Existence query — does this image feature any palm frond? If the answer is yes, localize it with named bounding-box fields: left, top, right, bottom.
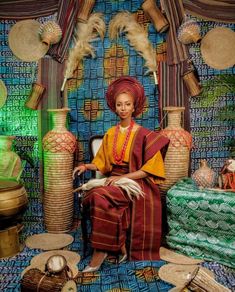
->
left=61, top=13, right=106, bottom=91
left=109, top=11, right=158, bottom=84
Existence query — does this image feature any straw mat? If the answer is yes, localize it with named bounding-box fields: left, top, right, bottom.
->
left=25, top=233, right=74, bottom=250
left=201, top=27, right=235, bottom=70
left=160, top=247, right=203, bottom=265
left=158, top=263, right=214, bottom=287
left=8, top=19, right=48, bottom=62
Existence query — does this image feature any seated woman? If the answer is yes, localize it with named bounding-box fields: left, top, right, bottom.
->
left=73, top=76, right=169, bottom=272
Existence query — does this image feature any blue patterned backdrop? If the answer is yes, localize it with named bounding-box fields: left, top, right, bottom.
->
left=188, top=20, right=235, bottom=173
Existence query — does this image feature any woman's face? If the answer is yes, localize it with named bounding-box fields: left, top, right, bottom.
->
left=115, top=92, right=135, bottom=120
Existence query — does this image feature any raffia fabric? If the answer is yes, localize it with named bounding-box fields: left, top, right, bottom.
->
left=166, top=178, right=235, bottom=269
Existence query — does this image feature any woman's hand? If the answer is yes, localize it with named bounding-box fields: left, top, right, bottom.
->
left=105, top=176, right=122, bottom=186
left=72, top=164, right=87, bottom=179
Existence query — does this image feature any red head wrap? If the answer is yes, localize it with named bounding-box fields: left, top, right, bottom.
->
left=105, top=76, right=146, bottom=117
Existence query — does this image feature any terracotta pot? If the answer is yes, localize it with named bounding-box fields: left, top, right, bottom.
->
left=159, top=107, right=192, bottom=193
left=192, top=160, right=216, bottom=188
left=42, top=108, right=76, bottom=233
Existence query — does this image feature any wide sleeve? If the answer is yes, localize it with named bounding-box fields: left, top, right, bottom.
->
left=141, top=151, right=165, bottom=183
left=92, top=133, right=112, bottom=174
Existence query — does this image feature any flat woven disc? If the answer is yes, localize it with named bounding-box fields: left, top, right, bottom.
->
left=8, top=19, right=49, bottom=62
left=201, top=27, right=235, bottom=70
left=25, top=233, right=74, bottom=250
left=160, top=247, right=203, bottom=265
left=158, top=263, right=214, bottom=287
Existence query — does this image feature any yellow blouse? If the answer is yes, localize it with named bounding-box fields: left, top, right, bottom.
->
left=92, top=126, right=165, bottom=183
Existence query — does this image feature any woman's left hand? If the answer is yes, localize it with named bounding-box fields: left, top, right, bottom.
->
left=105, top=176, right=122, bottom=186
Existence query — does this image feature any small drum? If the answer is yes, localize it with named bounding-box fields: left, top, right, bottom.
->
left=0, top=178, right=28, bottom=220
left=21, top=268, right=77, bottom=292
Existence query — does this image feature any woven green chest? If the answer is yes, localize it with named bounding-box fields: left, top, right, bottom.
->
left=166, top=178, right=235, bottom=268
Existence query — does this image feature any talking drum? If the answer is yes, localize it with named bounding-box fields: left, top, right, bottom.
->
left=21, top=266, right=77, bottom=292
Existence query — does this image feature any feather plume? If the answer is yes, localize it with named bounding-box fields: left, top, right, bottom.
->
left=61, top=13, right=106, bottom=91
left=74, top=177, right=144, bottom=201
left=109, top=11, right=158, bottom=84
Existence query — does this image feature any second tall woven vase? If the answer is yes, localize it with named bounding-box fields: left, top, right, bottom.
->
left=159, top=107, right=192, bottom=193
left=42, top=108, right=76, bottom=233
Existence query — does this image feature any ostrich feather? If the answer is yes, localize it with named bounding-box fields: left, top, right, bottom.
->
left=74, top=177, right=144, bottom=201
left=61, top=13, right=106, bottom=91
left=109, top=11, right=158, bottom=84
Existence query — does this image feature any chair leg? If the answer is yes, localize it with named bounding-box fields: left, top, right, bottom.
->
left=81, top=209, right=89, bottom=258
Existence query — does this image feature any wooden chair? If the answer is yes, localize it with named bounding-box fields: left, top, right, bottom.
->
left=88, top=134, right=104, bottom=178
left=80, top=134, right=104, bottom=257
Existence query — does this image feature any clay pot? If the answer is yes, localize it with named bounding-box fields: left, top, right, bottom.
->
left=192, top=160, right=216, bottom=188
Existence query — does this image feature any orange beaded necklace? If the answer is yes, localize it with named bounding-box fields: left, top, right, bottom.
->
left=112, top=120, right=135, bottom=165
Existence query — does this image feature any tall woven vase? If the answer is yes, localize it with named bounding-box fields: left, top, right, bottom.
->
left=159, top=107, right=192, bottom=193
left=42, top=108, right=76, bottom=233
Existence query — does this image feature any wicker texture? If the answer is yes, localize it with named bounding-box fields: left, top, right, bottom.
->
left=177, top=18, right=201, bottom=44
left=77, top=0, right=95, bottom=23
left=142, top=0, right=169, bottom=33
left=42, top=108, right=76, bottom=233
left=25, top=82, right=45, bottom=110
left=39, top=21, right=62, bottom=46
left=159, top=107, right=192, bottom=193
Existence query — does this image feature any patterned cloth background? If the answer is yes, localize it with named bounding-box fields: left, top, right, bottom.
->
left=0, top=1, right=235, bottom=290
left=188, top=20, right=235, bottom=175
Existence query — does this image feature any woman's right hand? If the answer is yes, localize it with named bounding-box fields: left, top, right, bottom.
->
left=72, top=165, right=87, bottom=179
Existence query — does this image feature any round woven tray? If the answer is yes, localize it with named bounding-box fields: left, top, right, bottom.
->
left=160, top=247, right=203, bottom=265
left=158, top=263, right=214, bottom=287
left=201, top=27, right=235, bottom=70
left=25, top=233, right=74, bottom=250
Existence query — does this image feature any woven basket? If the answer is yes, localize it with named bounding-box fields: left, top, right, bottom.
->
left=142, top=0, right=169, bottom=33
left=159, top=107, right=192, bottom=194
left=77, top=0, right=95, bottom=23
left=42, top=108, right=76, bottom=233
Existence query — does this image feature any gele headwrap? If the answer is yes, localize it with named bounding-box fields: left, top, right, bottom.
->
left=106, top=76, right=146, bottom=117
